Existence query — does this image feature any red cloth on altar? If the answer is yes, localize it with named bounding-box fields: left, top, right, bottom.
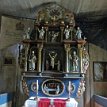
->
left=54, top=99, right=66, bottom=107
left=38, top=98, right=66, bottom=107
left=38, top=98, right=50, bottom=107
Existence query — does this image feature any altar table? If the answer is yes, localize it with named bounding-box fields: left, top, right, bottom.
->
left=24, top=97, right=78, bottom=107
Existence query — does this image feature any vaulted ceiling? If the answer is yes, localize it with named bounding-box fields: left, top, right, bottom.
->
left=0, top=0, right=107, bottom=17
left=0, top=0, right=107, bottom=49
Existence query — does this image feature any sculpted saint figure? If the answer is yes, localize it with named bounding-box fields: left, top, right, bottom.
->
left=76, top=27, right=82, bottom=39
left=29, top=51, right=37, bottom=70
left=69, top=51, right=79, bottom=72
left=38, top=27, right=45, bottom=39
left=64, top=25, right=71, bottom=39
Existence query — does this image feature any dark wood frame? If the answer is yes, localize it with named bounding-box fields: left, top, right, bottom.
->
left=93, top=62, right=107, bottom=81
left=3, top=57, right=15, bottom=65
left=42, top=46, right=65, bottom=72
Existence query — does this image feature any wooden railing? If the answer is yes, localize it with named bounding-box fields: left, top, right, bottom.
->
left=94, top=95, right=107, bottom=107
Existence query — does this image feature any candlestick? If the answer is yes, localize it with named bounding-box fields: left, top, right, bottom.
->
left=36, top=80, right=38, bottom=96
left=68, top=81, right=71, bottom=99
left=69, top=81, right=71, bottom=91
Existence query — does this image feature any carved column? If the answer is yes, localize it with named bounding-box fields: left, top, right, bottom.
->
left=44, top=23, right=48, bottom=42
left=78, top=44, right=82, bottom=73
left=60, top=21, right=65, bottom=42
left=64, top=44, right=71, bottom=73
left=35, top=22, right=39, bottom=40
left=37, top=44, right=43, bottom=72
left=24, top=44, right=30, bottom=72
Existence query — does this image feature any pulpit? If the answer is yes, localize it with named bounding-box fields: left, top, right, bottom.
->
left=19, top=3, right=89, bottom=107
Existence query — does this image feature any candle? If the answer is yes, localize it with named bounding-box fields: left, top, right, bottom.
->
left=68, top=81, right=71, bottom=98
left=69, top=81, right=71, bottom=92
left=36, top=80, right=38, bottom=95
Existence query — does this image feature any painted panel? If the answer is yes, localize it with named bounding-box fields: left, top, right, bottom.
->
left=24, top=77, right=80, bottom=98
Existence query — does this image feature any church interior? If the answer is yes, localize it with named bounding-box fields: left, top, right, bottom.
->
left=0, top=0, right=107, bottom=107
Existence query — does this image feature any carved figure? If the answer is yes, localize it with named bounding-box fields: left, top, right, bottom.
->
left=82, top=47, right=89, bottom=73
left=77, top=80, right=85, bottom=97
left=56, top=85, right=60, bottom=94
left=76, top=27, right=82, bottom=39
left=44, top=84, right=48, bottom=93
left=69, top=51, right=79, bottom=72
left=46, top=60, right=49, bottom=70
left=38, top=27, right=45, bottom=39
left=49, top=51, right=57, bottom=69
left=51, top=31, right=59, bottom=42
left=23, top=27, right=31, bottom=39
left=29, top=51, right=37, bottom=70
left=64, top=25, right=71, bottom=39
left=57, top=60, right=60, bottom=71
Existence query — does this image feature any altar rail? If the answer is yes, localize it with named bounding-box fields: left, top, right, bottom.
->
left=0, top=93, right=13, bottom=107
left=94, top=95, right=107, bottom=107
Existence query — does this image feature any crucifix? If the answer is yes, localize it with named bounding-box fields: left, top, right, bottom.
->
left=49, top=51, right=57, bottom=69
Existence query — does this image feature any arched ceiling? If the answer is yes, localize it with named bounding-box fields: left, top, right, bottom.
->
left=0, top=0, right=107, bottom=18
left=0, top=0, right=107, bottom=50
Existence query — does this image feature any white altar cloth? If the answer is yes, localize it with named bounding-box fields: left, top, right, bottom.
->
left=24, top=97, right=78, bottom=107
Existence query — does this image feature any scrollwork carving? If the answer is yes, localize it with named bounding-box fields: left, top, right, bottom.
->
left=77, top=80, right=85, bottom=97
left=22, top=79, right=29, bottom=96
left=82, top=47, right=89, bottom=73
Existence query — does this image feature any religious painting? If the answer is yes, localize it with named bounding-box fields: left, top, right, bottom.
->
left=42, top=79, right=65, bottom=96
left=93, top=62, right=107, bottom=81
